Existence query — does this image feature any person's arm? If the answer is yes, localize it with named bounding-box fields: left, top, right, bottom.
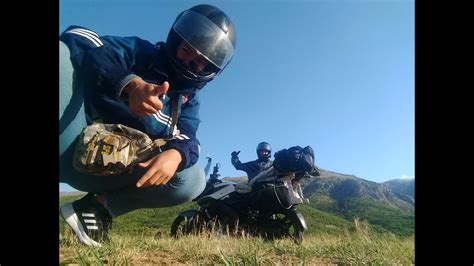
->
left=60, top=26, right=182, bottom=187
left=234, top=159, right=252, bottom=174
left=60, top=26, right=165, bottom=117
left=81, top=40, right=169, bottom=118
left=135, top=94, right=201, bottom=187
left=232, top=158, right=244, bottom=170
left=231, top=151, right=244, bottom=170
left=61, top=26, right=149, bottom=96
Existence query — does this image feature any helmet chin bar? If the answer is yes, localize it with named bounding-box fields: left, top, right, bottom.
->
left=165, top=43, right=218, bottom=92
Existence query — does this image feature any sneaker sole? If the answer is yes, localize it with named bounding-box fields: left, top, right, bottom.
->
left=60, top=202, right=102, bottom=247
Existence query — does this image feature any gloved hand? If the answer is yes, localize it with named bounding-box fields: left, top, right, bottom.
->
left=231, top=151, right=240, bottom=164
left=231, top=151, right=240, bottom=158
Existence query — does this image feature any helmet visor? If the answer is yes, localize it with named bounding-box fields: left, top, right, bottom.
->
left=173, top=10, right=235, bottom=70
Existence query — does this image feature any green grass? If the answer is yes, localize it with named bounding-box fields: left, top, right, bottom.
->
left=309, top=195, right=415, bottom=236
left=60, top=195, right=414, bottom=264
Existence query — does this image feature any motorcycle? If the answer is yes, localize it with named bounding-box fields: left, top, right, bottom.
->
left=170, top=146, right=317, bottom=244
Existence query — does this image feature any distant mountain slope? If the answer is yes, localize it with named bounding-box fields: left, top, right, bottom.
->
left=59, top=191, right=86, bottom=197
left=222, top=175, right=248, bottom=183
left=382, top=178, right=414, bottom=199
left=302, top=168, right=414, bottom=211
left=300, top=168, right=414, bottom=235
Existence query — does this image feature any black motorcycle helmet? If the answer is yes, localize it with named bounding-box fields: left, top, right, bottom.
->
left=165, top=4, right=236, bottom=90
left=256, top=142, right=271, bottom=160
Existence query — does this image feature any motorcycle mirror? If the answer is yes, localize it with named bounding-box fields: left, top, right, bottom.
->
left=204, top=155, right=212, bottom=177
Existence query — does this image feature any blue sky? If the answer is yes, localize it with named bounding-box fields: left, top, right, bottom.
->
left=60, top=0, right=414, bottom=192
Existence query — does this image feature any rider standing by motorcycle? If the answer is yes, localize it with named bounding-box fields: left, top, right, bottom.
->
left=231, top=142, right=273, bottom=182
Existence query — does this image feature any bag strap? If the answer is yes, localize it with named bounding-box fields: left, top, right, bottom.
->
left=139, top=93, right=180, bottom=156
left=168, top=94, right=179, bottom=138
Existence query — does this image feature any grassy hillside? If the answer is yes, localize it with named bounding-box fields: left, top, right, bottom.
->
left=59, top=195, right=414, bottom=264
left=309, top=195, right=414, bottom=236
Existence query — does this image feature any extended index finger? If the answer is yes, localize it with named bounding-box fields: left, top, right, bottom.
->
left=136, top=163, right=158, bottom=187
left=136, top=173, right=153, bottom=187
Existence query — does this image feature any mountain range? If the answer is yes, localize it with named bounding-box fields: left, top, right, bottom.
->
left=382, top=177, right=414, bottom=199
left=223, top=167, right=414, bottom=235
left=302, top=168, right=414, bottom=211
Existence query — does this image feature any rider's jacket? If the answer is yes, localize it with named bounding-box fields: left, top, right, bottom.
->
left=232, top=158, right=273, bottom=181
left=60, top=25, right=202, bottom=170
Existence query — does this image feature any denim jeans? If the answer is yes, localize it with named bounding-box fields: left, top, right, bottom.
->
left=59, top=41, right=206, bottom=217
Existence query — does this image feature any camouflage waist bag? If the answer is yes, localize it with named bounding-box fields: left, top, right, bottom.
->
left=73, top=123, right=166, bottom=176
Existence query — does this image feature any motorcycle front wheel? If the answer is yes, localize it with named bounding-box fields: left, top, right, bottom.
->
left=265, top=211, right=304, bottom=244
left=170, top=212, right=206, bottom=238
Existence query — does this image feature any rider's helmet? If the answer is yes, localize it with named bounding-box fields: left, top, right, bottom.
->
left=256, top=142, right=271, bottom=160
left=166, top=4, right=237, bottom=90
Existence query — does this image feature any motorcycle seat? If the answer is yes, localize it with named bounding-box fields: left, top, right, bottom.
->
left=236, top=167, right=278, bottom=194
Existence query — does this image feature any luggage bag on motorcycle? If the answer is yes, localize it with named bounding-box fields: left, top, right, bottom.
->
left=252, top=146, right=315, bottom=210
left=252, top=179, right=302, bottom=210
left=272, top=146, right=315, bottom=174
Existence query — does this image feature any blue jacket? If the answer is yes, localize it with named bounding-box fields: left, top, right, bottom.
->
left=60, top=25, right=202, bottom=170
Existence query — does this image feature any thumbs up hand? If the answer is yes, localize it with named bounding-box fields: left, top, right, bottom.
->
left=123, top=78, right=170, bottom=118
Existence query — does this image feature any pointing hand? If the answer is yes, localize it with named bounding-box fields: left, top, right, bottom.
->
left=124, top=78, right=170, bottom=118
